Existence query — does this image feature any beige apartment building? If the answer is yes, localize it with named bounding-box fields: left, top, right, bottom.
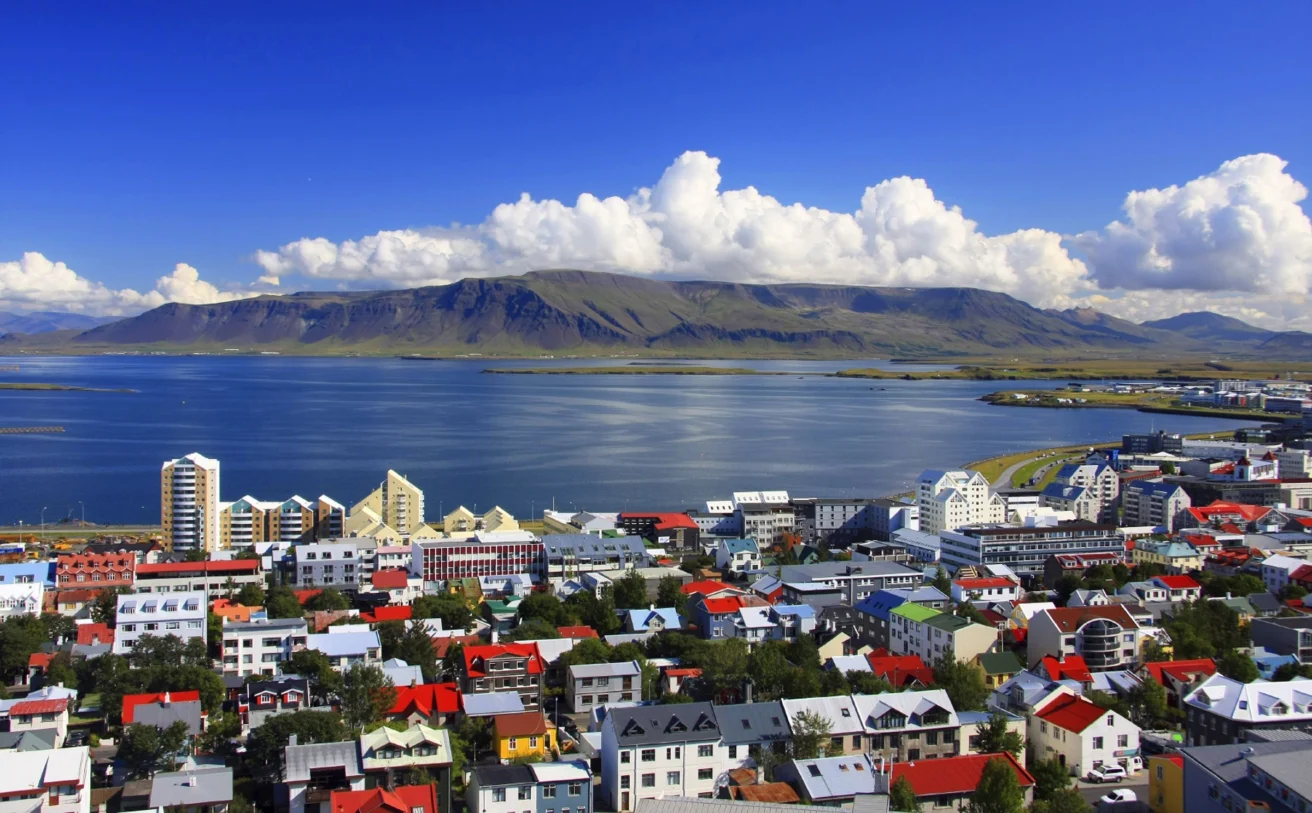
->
left=220, top=495, right=346, bottom=548
left=352, top=470, right=425, bottom=536
left=161, top=453, right=221, bottom=552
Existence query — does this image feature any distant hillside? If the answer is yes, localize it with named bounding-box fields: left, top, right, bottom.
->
left=0, top=311, right=118, bottom=334
left=1142, top=311, right=1276, bottom=343
left=53, top=270, right=1312, bottom=360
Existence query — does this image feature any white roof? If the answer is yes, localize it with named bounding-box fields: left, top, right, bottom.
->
left=0, top=746, right=88, bottom=794
left=529, top=760, right=591, bottom=783
left=523, top=638, right=577, bottom=664
left=473, top=530, right=539, bottom=544
left=1015, top=602, right=1057, bottom=620
left=571, top=660, right=642, bottom=679
left=1262, top=554, right=1308, bottom=573
left=306, top=630, right=380, bottom=657
left=737, top=607, right=774, bottom=629
left=781, top=695, right=863, bottom=735
left=705, top=501, right=735, bottom=515
left=828, top=655, right=872, bottom=673
left=851, top=689, right=958, bottom=733
left=1184, top=674, right=1312, bottom=723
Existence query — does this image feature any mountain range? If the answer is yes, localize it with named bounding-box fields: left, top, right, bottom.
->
left=0, top=311, right=118, bottom=335
left=4, top=270, right=1310, bottom=359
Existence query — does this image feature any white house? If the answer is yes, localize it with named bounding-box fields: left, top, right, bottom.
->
left=113, top=591, right=206, bottom=655
left=950, top=576, right=1021, bottom=604
left=305, top=630, right=382, bottom=672
left=714, top=539, right=762, bottom=576
left=917, top=470, right=1006, bottom=535
left=8, top=697, right=71, bottom=747
left=1261, top=554, right=1309, bottom=594
left=1, top=746, right=91, bottom=813
left=0, top=583, right=44, bottom=619
left=220, top=618, right=309, bottom=677
left=1029, top=691, right=1141, bottom=778
left=600, top=703, right=730, bottom=812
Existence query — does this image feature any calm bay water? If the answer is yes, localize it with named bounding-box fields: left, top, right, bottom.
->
left=0, top=355, right=1252, bottom=526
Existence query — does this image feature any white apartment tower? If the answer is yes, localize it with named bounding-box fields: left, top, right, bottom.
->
left=917, top=469, right=1006, bottom=535
left=352, top=470, right=425, bottom=536
left=161, top=453, right=221, bottom=552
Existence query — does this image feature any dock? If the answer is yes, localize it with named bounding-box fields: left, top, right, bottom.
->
left=0, top=426, right=65, bottom=434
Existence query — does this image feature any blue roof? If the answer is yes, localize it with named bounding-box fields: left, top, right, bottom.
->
left=854, top=586, right=948, bottom=621
left=722, top=538, right=759, bottom=554
left=771, top=604, right=815, bottom=619
left=626, top=607, right=683, bottom=631
left=0, top=562, right=55, bottom=587
left=1041, top=482, right=1087, bottom=500
left=461, top=692, right=526, bottom=716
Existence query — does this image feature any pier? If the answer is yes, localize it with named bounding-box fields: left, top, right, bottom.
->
left=0, top=426, right=65, bottom=434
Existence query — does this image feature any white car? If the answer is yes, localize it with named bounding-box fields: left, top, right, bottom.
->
left=1099, top=789, right=1138, bottom=805
left=1088, top=763, right=1127, bottom=783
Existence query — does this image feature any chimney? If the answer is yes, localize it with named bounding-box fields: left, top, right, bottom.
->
left=649, top=603, right=656, bottom=612
left=288, top=734, right=298, bottom=747
left=491, top=629, right=499, bottom=644
left=184, top=775, right=197, bottom=788
left=163, top=691, right=171, bottom=705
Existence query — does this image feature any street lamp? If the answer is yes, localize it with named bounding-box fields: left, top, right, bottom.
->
left=78, top=500, right=85, bottom=527
left=40, top=507, right=48, bottom=541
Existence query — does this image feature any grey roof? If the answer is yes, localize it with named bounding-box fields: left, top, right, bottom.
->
left=1249, top=593, right=1284, bottom=612
left=1245, top=729, right=1312, bottom=743
left=283, top=741, right=363, bottom=782
left=570, top=660, right=642, bottom=679
left=607, top=703, right=720, bottom=746
left=783, top=753, right=886, bottom=800
left=0, top=729, right=55, bottom=751
left=222, top=618, right=308, bottom=633
left=1184, top=740, right=1312, bottom=811
left=148, top=767, right=233, bottom=807
left=776, top=561, right=920, bottom=583
left=713, top=701, right=791, bottom=746
left=542, top=535, right=648, bottom=557
left=470, top=763, right=535, bottom=787
left=133, top=700, right=204, bottom=736
left=462, top=692, right=525, bottom=717
left=1247, top=750, right=1312, bottom=800
left=850, top=795, right=891, bottom=813
left=636, top=799, right=816, bottom=813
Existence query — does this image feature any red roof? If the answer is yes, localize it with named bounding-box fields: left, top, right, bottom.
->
left=978, top=609, right=1007, bottom=626
left=76, top=623, right=115, bottom=646
left=463, top=643, right=543, bottom=677
left=137, top=559, right=259, bottom=576
left=494, top=711, right=554, bottom=738
left=1040, top=655, right=1093, bottom=684
left=371, top=569, right=409, bottom=590
left=432, top=634, right=482, bottom=658
left=1188, top=500, right=1271, bottom=522
left=1290, top=564, right=1312, bottom=583
left=891, top=753, right=1034, bottom=797
left=362, top=605, right=412, bottom=623
left=1153, top=575, right=1200, bottom=590
left=665, top=667, right=702, bottom=678
left=1034, top=693, right=1106, bottom=733
left=1039, top=605, right=1137, bottom=633
left=953, top=577, right=1016, bottom=590
left=27, top=652, right=53, bottom=669
left=122, top=691, right=201, bottom=724
left=332, top=785, right=438, bottom=813
left=867, top=652, right=934, bottom=688
left=1143, top=659, right=1217, bottom=686
left=389, top=683, right=461, bottom=716
left=294, top=589, right=322, bottom=604
left=701, top=596, right=745, bottom=614
left=1296, top=518, right=1312, bottom=529
left=556, top=626, right=599, bottom=639
left=10, top=698, right=68, bottom=716
left=682, top=580, right=738, bottom=596
left=622, top=512, right=698, bottom=530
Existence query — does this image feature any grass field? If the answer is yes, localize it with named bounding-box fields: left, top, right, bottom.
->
left=836, top=358, right=1312, bottom=381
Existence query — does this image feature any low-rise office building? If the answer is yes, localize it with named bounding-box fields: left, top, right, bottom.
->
left=941, top=522, right=1126, bottom=582
left=113, top=591, right=206, bottom=654
left=133, top=559, right=262, bottom=595
left=220, top=618, right=309, bottom=677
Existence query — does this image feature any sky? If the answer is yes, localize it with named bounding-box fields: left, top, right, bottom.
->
left=2, top=3, right=1311, bottom=327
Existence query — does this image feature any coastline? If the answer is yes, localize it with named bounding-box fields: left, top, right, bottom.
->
left=0, top=383, right=136, bottom=393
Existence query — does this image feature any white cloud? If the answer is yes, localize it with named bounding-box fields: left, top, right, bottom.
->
left=1075, top=153, right=1312, bottom=295
left=0, top=253, right=260, bottom=316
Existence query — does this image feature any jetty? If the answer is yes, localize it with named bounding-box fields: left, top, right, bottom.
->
left=0, top=426, right=65, bottom=434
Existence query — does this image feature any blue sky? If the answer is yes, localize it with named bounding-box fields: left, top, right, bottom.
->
left=2, top=3, right=1310, bottom=325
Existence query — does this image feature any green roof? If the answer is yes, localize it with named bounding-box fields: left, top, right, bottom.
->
left=890, top=603, right=942, bottom=623
left=976, top=651, right=1024, bottom=675
left=924, top=613, right=972, bottom=632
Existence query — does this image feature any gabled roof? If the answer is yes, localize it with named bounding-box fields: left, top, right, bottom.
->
left=462, top=643, right=543, bottom=677
left=370, top=570, right=409, bottom=590
left=1034, top=693, right=1107, bottom=733
left=866, top=651, right=934, bottom=688
left=715, top=701, right=791, bottom=746
left=891, top=753, right=1034, bottom=797
left=122, top=691, right=200, bottom=724
left=361, top=605, right=412, bottom=623
left=1036, top=605, right=1138, bottom=633
left=608, top=703, right=720, bottom=745
left=388, top=683, right=461, bottom=717
left=331, top=784, right=438, bottom=813
left=9, top=698, right=68, bottom=716
left=1142, top=659, right=1217, bottom=686
left=682, top=580, right=739, bottom=596
left=571, top=660, right=642, bottom=679
left=625, top=607, right=683, bottom=631
left=1152, top=575, right=1201, bottom=590
left=976, top=651, right=1024, bottom=676
left=782, top=696, right=863, bottom=735
left=284, top=741, right=364, bottom=782
left=557, top=625, right=599, bottom=639
left=1184, top=674, right=1312, bottom=723
left=851, top=689, right=957, bottom=733
left=494, top=711, right=554, bottom=739
left=786, top=753, right=883, bottom=799
left=1039, top=655, right=1093, bottom=684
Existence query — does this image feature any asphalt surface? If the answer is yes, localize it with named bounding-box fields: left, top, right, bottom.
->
left=1075, top=776, right=1150, bottom=805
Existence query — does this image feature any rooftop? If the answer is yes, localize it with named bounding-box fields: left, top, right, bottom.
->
left=891, top=752, right=1034, bottom=797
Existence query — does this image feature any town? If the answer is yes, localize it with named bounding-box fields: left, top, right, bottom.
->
left=3, top=433, right=1312, bottom=813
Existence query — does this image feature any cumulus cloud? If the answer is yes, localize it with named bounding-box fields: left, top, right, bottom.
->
left=0, top=253, right=261, bottom=316
left=255, top=150, right=1091, bottom=306
left=1075, top=153, right=1312, bottom=295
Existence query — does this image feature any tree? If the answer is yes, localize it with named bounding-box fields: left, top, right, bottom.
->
left=1217, top=650, right=1260, bottom=683
left=413, top=594, right=475, bottom=631
left=184, top=549, right=207, bottom=562
left=118, top=721, right=191, bottom=779
left=197, top=709, right=242, bottom=757
left=377, top=620, right=408, bottom=660
left=889, top=775, right=921, bottom=813
left=89, top=586, right=130, bottom=626
left=967, top=757, right=1025, bottom=813
left=264, top=586, right=305, bottom=619
left=1281, top=583, right=1309, bottom=601
left=41, top=613, right=77, bottom=644
left=790, top=709, right=832, bottom=759
left=1029, top=789, right=1092, bottom=813
left=847, top=671, right=892, bottom=695
left=304, top=589, right=350, bottom=612
left=656, top=576, right=685, bottom=610
left=1028, top=757, right=1072, bottom=802
left=564, top=589, right=620, bottom=635
left=440, top=642, right=466, bottom=682
left=956, top=601, right=991, bottom=625
left=235, top=582, right=266, bottom=606
left=0, top=615, right=51, bottom=682
left=503, top=618, right=561, bottom=642
left=932, top=655, right=989, bottom=711
left=613, top=571, right=650, bottom=610
left=699, top=638, right=749, bottom=698
left=1159, top=462, right=1177, bottom=475
left=284, top=648, right=344, bottom=699
left=392, top=622, right=440, bottom=682
left=340, top=664, right=397, bottom=731
left=518, top=593, right=571, bottom=627
left=931, top=565, right=951, bottom=595
left=1273, top=662, right=1312, bottom=681
left=1120, top=677, right=1169, bottom=727
left=747, top=642, right=792, bottom=701
left=1055, top=573, right=1085, bottom=605
left=247, top=710, right=348, bottom=780
left=45, top=651, right=78, bottom=689
left=557, top=638, right=612, bottom=669
left=819, top=668, right=849, bottom=696
left=974, top=711, right=1024, bottom=757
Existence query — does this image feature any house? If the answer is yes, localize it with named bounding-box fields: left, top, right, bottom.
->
left=768, top=605, right=817, bottom=640
left=1250, top=616, right=1312, bottom=661
left=468, top=762, right=591, bottom=813
left=284, top=741, right=365, bottom=813
left=461, top=643, right=544, bottom=711
left=1067, top=589, right=1110, bottom=607
left=1151, top=575, right=1203, bottom=602
left=356, top=726, right=452, bottom=810
left=367, top=569, right=421, bottom=605
left=713, top=701, right=792, bottom=761
left=113, top=591, right=206, bottom=654
left=950, top=577, right=1020, bottom=605
left=715, top=539, right=762, bottom=577
left=1036, top=654, right=1094, bottom=687
left=122, top=690, right=200, bottom=725
left=1119, top=580, right=1169, bottom=604
left=1147, top=754, right=1184, bottom=813
left=1182, top=674, right=1312, bottom=746
left=220, top=618, right=309, bottom=677
left=599, top=703, right=725, bottom=811
left=542, top=536, right=650, bottom=579
left=74, top=622, right=114, bottom=647
left=1140, top=659, right=1217, bottom=709
left=975, top=651, right=1024, bottom=689
left=1026, top=605, right=1145, bottom=671
left=149, top=767, right=233, bottom=813
left=866, top=650, right=935, bottom=689
left=1260, top=554, right=1310, bottom=594
left=1030, top=691, right=1142, bottom=777
left=305, top=630, right=382, bottom=672
left=887, top=604, right=998, bottom=665
left=567, top=661, right=642, bottom=713
left=1181, top=737, right=1312, bottom=813
left=241, top=676, right=310, bottom=730
left=780, top=696, right=864, bottom=756
left=623, top=608, right=683, bottom=635
left=1132, top=540, right=1203, bottom=574
left=852, top=587, right=950, bottom=650
left=852, top=689, right=960, bottom=763
left=8, top=699, right=70, bottom=747
left=773, top=753, right=886, bottom=805
left=495, top=712, right=558, bottom=761
left=386, top=683, right=462, bottom=728
left=1043, top=551, right=1125, bottom=588
left=529, top=761, right=593, bottom=813
left=0, top=745, right=90, bottom=813
left=890, top=753, right=1035, bottom=812
left=331, top=785, right=439, bottom=813
left=0, top=583, right=44, bottom=619
left=130, top=693, right=203, bottom=737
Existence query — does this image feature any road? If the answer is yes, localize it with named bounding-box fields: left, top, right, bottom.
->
left=1076, top=777, right=1149, bottom=806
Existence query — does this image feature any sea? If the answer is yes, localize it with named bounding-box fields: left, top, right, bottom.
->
left=0, top=355, right=1255, bottom=526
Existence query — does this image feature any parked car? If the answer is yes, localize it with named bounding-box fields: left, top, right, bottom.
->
left=1099, top=789, right=1137, bottom=805
left=65, top=730, right=89, bottom=747
left=1088, top=764, right=1127, bottom=783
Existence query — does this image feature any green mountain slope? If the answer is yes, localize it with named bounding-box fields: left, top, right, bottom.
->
left=1142, top=311, right=1276, bottom=343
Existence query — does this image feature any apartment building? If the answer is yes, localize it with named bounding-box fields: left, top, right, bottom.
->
left=461, top=643, right=544, bottom=711
left=293, top=541, right=368, bottom=591
left=55, top=553, right=134, bottom=591
left=940, top=522, right=1126, bottom=582
left=1039, top=484, right=1100, bottom=523
left=0, top=583, right=44, bottom=619
left=600, top=703, right=726, bottom=811
left=161, top=452, right=221, bottom=552
left=351, top=470, right=426, bottom=536
left=852, top=689, right=960, bottom=763
left=618, top=513, right=701, bottom=550
left=1030, top=692, right=1142, bottom=777
left=1121, top=481, right=1193, bottom=531
left=412, top=537, right=543, bottom=584
left=541, top=535, right=650, bottom=579
left=1250, top=616, right=1312, bottom=661
left=305, top=630, right=382, bottom=672
left=888, top=604, right=999, bottom=664
left=133, top=559, right=262, bottom=594
left=1183, top=674, right=1312, bottom=746
left=113, top=591, right=206, bottom=654
left=567, top=661, right=643, bottom=713
left=1181, top=738, right=1312, bottom=813
left=917, top=470, right=1006, bottom=535
left=221, top=495, right=346, bottom=547
left=220, top=618, right=309, bottom=677
left=775, top=562, right=923, bottom=606
left=781, top=696, right=865, bottom=755
left=1026, top=605, right=1145, bottom=672
left=0, top=747, right=90, bottom=813
left=1051, top=462, right=1120, bottom=523
left=852, top=587, right=951, bottom=650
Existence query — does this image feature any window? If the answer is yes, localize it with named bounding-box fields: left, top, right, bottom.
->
left=543, top=786, right=556, bottom=799
left=831, top=737, right=843, bottom=750
left=493, top=790, right=506, bottom=803
left=852, top=735, right=862, bottom=748
left=667, top=772, right=680, bottom=786
left=568, top=783, right=581, bottom=796
left=728, top=745, right=737, bottom=759
left=1117, top=735, right=1129, bottom=748
left=641, top=749, right=655, bottom=762
left=621, top=751, right=631, bottom=764
left=1093, top=737, right=1104, bottom=750
left=698, top=745, right=713, bottom=757
left=620, top=777, right=630, bottom=790
left=518, top=787, right=531, bottom=801
left=1106, top=715, right=1114, bottom=726
left=641, top=774, right=655, bottom=788
left=508, top=737, right=518, bottom=750
left=529, top=736, right=539, bottom=749
left=908, top=748, right=921, bottom=760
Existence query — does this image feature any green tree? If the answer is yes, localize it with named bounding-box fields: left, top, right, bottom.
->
left=1273, top=662, right=1312, bottom=680
left=931, top=565, right=951, bottom=595
left=264, top=586, right=304, bottom=619
left=1030, top=789, right=1092, bottom=813
left=974, top=711, right=1024, bottom=756
left=1028, top=757, right=1072, bottom=802
left=847, top=671, right=892, bottom=695
left=377, top=620, right=408, bottom=660
left=197, top=709, right=242, bottom=757
left=304, top=589, right=350, bottom=612
left=413, top=594, right=475, bottom=631
left=440, top=642, right=466, bottom=682
left=89, top=586, right=130, bottom=626
left=41, top=613, right=77, bottom=644
left=656, top=576, right=685, bottom=610
left=392, top=622, right=440, bottom=682
left=790, top=709, right=832, bottom=759
left=889, top=775, right=921, bottom=813
left=785, top=633, right=821, bottom=671
left=235, top=582, right=266, bottom=606
left=503, top=618, right=561, bottom=642
left=746, top=642, right=792, bottom=701
left=1120, top=677, right=1169, bottom=727
left=518, top=593, right=570, bottom=627
left=340, top=664, right=397, bottom=731
left=699, top=638, right=749, bottom=698
left=184, top=549, right=207, bottom=562
left=956, top=601, right=992, bottom=625
left=1217, top=650, right=1260, bottom=683
left=967, top=757, right=1025, bottom=813
left=45, top=651, right=78, bottom=689
left=819, top=668, right=850, bottom=696
left=932, top=655, right=989, bottom=711
left=558, top=637, right=612, bottom=669
left=613, top=571, right=650, bottom=610
left=564, top=589, right=620, bottom=635
left=247, top=710, right=348, bottom=781
left=1055, top=573, right=1085, bottom=605
left=1281, top=583, right=1309, bottom=601
left=284, top=648, right=344, bottom=699
left=118, top=721, right=191, bottom=779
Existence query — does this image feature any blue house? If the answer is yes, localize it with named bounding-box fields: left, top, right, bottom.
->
left=623, top=607, right=683, bottom=634
left=768, top=604, right=816, bottom=639
left=853, top=586, right=950, bottom=649
left=0, top=562, right=55, bottom=588
left=530, top=761, right=592, bottom=813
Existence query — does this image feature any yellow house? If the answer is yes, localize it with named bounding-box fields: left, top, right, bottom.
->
left=1131, top=541, right=1202, bottom=574
left=1148, top=754, right=1184, bottom=813
left=975, top=651, right=1023, bottom=689
left=495, top=712, right=557, bottom=760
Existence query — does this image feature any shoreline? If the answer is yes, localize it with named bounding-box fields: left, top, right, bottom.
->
left=0, top=383, right=136, bottom=393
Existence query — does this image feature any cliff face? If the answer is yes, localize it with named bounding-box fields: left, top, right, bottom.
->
left=66, top=270, right=1307, bottom=357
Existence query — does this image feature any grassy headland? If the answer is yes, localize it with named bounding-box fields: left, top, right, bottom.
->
left=0, top=382, right=135, bottom=393
left=980, top=389, right=1275, bottom=421
left=836, top=358, right=1312, bottom=381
